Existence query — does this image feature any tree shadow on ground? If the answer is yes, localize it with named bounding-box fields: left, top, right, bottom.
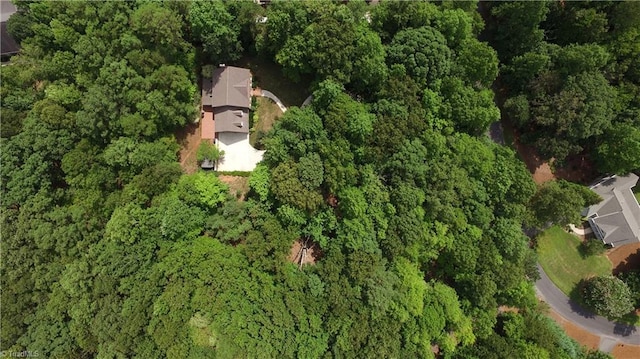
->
left=568, top=280, right=596, bottom=319
left=577, top=238, right=607, bottom=259
left=613, top=321, right=638, bottom=337
left=554, top=153, right=598, bottom=185
left=175, top=122, right=199, bottom=147
left=613, top=248, right=640, bottom=275
left=571, top=279, right=640, bottom=328
left=233, top=55, right=311, bottom=108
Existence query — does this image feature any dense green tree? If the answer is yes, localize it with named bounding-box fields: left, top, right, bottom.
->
left=607, top=2, right=640, bottom=82
left=454, top=38, right=499, bottom=88
left=254, top=0, right=313, bottom=56
left=174, top=172, right=229, bottom=212
left=493, top=1, right=639, bottom=174
left=553, top=44, right=610, bottom=78
left=503, top=95, right=531, bottom=128
left=618, top=268, right=640, bottom=308
left=0, top=62, right=41, bottom=137
left=529, top=180, right=601, bottom=228
left=500, top=50, right=552, bottom=94
left=270, top=160, right=323, bottom=213
left=529, top=72, right=618, bottom=160
left=543, top=2, right=609, bottom=46
left=224, top=0, right=264, bottom=53
left=387, top=26, right=452, bottom=89
left=269, top=2, right=386, bottom=93
left=490, top=1, right=550, bottom=62
left=248, top=163, right=270, bottom=203
left=370, top=1, right=438, bottom=42
left=440, top=77, right=500, bottom=135
left=262, top=105, right=331, bottom=190
left=454, top=310, right=604, bottom=359
left=188, top=0, right=242, bottom=63
left=121, top=162, right=183, bottom=206
left=130, top=2, right=188, bottom=59
left=433, top=8, right=474, bottom=50
left=594, top=123, right=640, bottom=174
left=206, top=200, right=253, bottom=244
left=583, top=276, right=635, bottom=319
left=312, top=80, right=375, bottom=152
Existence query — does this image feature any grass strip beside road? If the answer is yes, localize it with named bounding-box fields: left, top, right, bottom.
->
left=537, top=226, right=612, bottom=299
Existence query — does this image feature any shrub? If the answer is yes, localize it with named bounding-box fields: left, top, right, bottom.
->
left=617, top=269, right=640, bottom=307
left=197, top=141, right=224, bottom=163
left=580, top=239, right=606, bottom=257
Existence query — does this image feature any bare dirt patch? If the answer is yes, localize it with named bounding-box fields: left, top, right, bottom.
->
left=498, top=306, right=520, bottom=314
left=608, top=243, right=640, bottom=275
left=547, top=309, right=600, bottom=350
left=509, top=129, right=555, bottom=185
left=554, top=154, right=597, bottom=185
left=176, top=121, right=201, bottom=174
left=218, top=175, right=249, bottom=200
left=289, top=239, right=321, bottom=268
left=505, top=123, right=597, bottom=185
left=611, top=343, right=640, bottom=359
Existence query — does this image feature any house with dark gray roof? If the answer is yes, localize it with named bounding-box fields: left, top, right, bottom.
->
left=201, top=66, right=264, bottom=171
left=585, top=173, right=640, bottom=247
left=202, top=66, right=251, bottom=136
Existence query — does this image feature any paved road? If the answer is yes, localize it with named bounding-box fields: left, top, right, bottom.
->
left=486, top=120, right=505, bottom=145
left=477, top=21, right=640, bottom=346
left=535, top=264, right=640, bottom=345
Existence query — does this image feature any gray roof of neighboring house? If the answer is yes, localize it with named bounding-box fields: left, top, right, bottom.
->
left=203, top=66, right=251, bottom=109
left=213, top=106, right=249, bottom=133
left=1, top=1, right=17, bottom=22
left=586, top=173, right=640, bottom=247
left=1, top=22, right=19, bottom=55
left=1, top=1, right=19, bottom=56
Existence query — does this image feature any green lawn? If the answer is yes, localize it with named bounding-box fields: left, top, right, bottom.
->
left=250, top=97, right=282, bottom=147
left=537, top=226, right=612, bottom=298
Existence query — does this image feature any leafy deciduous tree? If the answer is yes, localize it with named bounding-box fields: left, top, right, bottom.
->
left=583, top=276, right=635, bottom=319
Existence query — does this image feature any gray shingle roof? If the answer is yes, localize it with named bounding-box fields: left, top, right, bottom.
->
left=205, top=66, right=251, bottom=109
left=213, top=106, right=249, bottom=133
left=0, top=22, right=19, bottom=56
left=587, top=173, right=640, bottom=247
left=201, top=66, right=252, bottom=134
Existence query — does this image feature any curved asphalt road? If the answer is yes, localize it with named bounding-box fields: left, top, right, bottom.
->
left=535, top=264, right=640, bottom=345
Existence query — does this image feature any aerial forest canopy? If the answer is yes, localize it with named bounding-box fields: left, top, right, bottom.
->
left=0, top=1, right=628, bottom=358
left=492, top=1, right=640, bottom=173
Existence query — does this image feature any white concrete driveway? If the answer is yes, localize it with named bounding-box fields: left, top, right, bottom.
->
left=216, top=132, right=264, bottom=171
